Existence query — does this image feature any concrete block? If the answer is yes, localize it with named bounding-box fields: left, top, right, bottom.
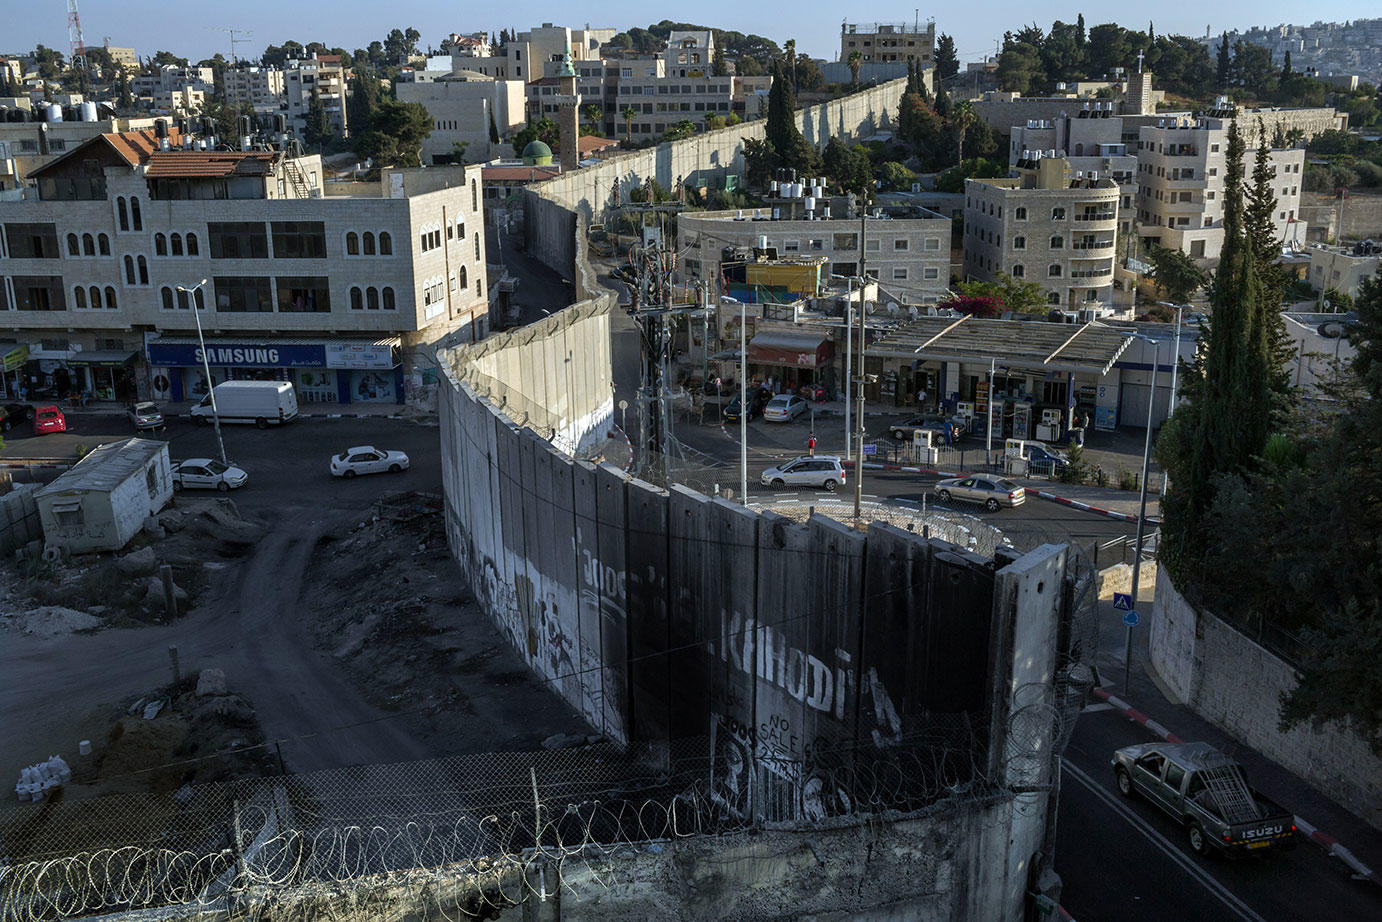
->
left=196, top=668, right=227, bottom=696
left=117, top=546, right=159, bottom=576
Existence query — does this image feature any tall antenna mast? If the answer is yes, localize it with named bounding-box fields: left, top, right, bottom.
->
left=212, top=27, right=254, bottom=62
left=67, top=0, right=87, bottom=75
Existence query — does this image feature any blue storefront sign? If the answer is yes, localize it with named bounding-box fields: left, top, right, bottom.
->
left=147, top=342, right=328, bottom=368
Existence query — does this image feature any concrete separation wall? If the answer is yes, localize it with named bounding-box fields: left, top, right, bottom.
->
left=1149, top=567, right=1382, bottom=827
left=0, top=485, right=41, bottom=556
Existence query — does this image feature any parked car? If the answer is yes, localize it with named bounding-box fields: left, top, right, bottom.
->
left=190, top=380, right=298, bottom=428
left=933, top=475, right=1025, bottom=511
left=331, top=446, right=410, bottom=478
left=760, top=456, right=846, bottom=491
left=0, top=403, right=32, bottom=432
left=33, top=405, right=66, bottom=435
left=1112, top=742, right=1297, bottom=857
left=1017, top=442, right=1070, bottom=475
left=890, top=414, right=963, bottom=443
left=762, top=394, right=809, bottom=422
left=171, top=458, right=248, bottom=491
left=127, top=401, right=166, bottom=431
left=722, top=388, right=771, bottom=423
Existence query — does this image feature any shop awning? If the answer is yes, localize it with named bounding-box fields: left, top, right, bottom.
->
left=747, top=331, right=833, bottom=369
left=67, top=350, right=137, bottom=367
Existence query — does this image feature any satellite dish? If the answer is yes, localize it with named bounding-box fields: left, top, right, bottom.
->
left=888, top=301, right=899, bottom=312
left=908, top=306, right=919, bottom=319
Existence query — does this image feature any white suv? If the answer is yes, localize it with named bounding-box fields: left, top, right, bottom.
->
left=761, top=456, right=846, bottom=491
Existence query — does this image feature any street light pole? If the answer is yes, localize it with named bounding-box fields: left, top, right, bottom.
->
left=1123, top=335, right=1159, bottom=696
left=725, top=296, right=748, bottom=503
left=1162, top=304, right=1183, bottom=501
left=844, top=277, right=853, bottom=460
left=176, top=278, right=227, bottom=467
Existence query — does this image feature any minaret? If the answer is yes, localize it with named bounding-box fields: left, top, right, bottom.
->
left=556, top=41, right=580, bottom=172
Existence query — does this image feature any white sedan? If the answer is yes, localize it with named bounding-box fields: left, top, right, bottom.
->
left=762, top=394, right=809, bottom=422
left=331, top=446, right=410, bottom=478
left=171, top=458, right=248, bottom=492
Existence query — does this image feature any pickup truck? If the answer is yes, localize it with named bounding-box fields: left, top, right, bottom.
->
left=1112, top=742, right=1297, bottom=857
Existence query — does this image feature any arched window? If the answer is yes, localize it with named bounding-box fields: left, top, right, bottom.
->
left=350, top=286, right=363, bottom=310
left=98, top=233, right=110, bottom=255
left=74, top=286, right=86, bottom=308
left=185, top=232, right=198, bottom=256
left=89, top=286, right=101, bottom=308
left=130, top=196, right=142, bottom=231
left=137, top=255, right=149, bottom=285
left=366, top=287, right=379, bottom=310
left=1074, top=143, right=1083, bottom=156
left=1014, top=207, right=1026, bottom=220
left=177, top=289, right=190, bottom=309
left=382, top=287, right=395, bottom=310
left=171, top=233, right=183, bottom=256
left=346, top=232, right=359, bottom=255
left=161, top=287, right=174, bottom=310
left=1013, top=235, right=1025, bottom=250
left=1047, top=291, right=1061, bottom=304
left=117, top=197, right=129, bottom=231
left=1048, top=264, right=1062, bottom=277
left=471, top=178, right=478, bottom=210
left=105, top=287, right=117, bottom=309
left=378, top=231, right=392, bottom=255
left=476, top=279, right=481, bottom=297
left=363, top=232, right=375, bottom=255
left=154, top=233, right=168, bottom=256
left=458, top=266, right=468, bottom=289
left=83, top=233, right=95, bottom=255
left=67, top=233, right=80, bottom=256
left=1011, top=264, right=1024, bottom=278
left=124, top=255, right=136, bottom=284
left=1049, top=235, right=1064, bottom=249
left=1051, top=207, right=1065, bottom=220
left=474, top=235, right=480, bottom=260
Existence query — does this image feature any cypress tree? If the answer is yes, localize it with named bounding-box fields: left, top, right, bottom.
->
left=765, top=59, right=818, bottom=175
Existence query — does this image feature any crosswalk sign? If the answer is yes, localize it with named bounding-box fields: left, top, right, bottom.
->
left=1113, top=592, right=1133, bottom=611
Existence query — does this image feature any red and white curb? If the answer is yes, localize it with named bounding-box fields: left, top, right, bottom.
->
left=1092, top=686, right=1380, bottom=886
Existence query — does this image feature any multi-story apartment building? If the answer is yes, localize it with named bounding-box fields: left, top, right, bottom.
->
left=152, top=87, right=206, bottom=117
left=131, top=65, right=215, bottom=100
left=840, top=21, right=935, bottom=68
left=221, top=66, right=287, bottom=116
left=451, top=23, right=613, bottom=82
left=283, top=55, right=348, bottom=138
left=0, top=127, right=487, bottom=406
left=963, top=157, right=1120, bottom=310
left=1008, top=104, right=1138, bottom=237
left=679, top=199, right=953, bottom=304
left=1307, top=241, right=1381, bottom=299
left=1135, top=114, right=1307, bottom=260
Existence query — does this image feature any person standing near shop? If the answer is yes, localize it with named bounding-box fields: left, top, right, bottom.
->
left=807, top=431, right=817, bottom=457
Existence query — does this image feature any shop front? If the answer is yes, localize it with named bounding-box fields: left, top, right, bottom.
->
left=145, top=337, right=404, bottom=406
left=0, top=342, right=29, bottom=399
left=68, top=350, right=139, bottom=403
left=746, top=329, right=835, bottom=396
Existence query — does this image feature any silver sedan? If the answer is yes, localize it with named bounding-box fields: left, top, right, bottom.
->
left=933, top=475, right=1025, bottom=512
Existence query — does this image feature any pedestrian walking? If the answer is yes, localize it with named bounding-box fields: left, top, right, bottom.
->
left=807, top=432, right=817, bottom=456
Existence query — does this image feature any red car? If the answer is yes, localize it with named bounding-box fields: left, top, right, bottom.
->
left=33, top=405, right=66, bottom=435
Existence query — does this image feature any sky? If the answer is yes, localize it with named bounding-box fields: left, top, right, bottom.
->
left=6, top=1, right=1374, bottom=66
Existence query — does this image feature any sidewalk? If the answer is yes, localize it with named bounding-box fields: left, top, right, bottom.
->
left=1093, top=586, right=1382, bottom=885
left=55, top=400, right=422, bottom=420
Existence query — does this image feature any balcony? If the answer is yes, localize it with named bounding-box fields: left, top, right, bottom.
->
left=1073, top=211, right=1116, bottom=222
left=1070, top=267, right=1113, bottom=278
left=1070, top=239, right=1114, bottom=250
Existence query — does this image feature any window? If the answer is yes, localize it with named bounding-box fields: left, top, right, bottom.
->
left=833, top=233, right=858, bottom=250
left=161, top=287, right=174, bottom=310
left=382, top=287, right=396, bottom=310
left=366, top=287, right=379, bottom=310
left=276, top=276, right=331, bottom=312
left=924, top=237, right=940, bottom=250
left=1164, top=763, right=1186, bottom=793
left=138, top=255, right=148, bottom=285
left=98, top=233, right=110, bottom=256
left=105, top=286, right=116, bottom=309
left=213, top=276, right=273, bottom=312
left=155, top=233, right=168, bottom=256
left=1047, top=291, right=1061, bottom=304
left=474, top=235, right=480, bottom=260
left=209, top=222, right=269, bottom=259
left=67, top=233, right=80, bottom=256
left=472, top=178, right=478, bottom=211
left=146, top=466, right=160, bottom=501
left=783, top=239, right=800, bottom=253
left=346, top=232, right=359, bottom=255
left=1050, top=235, right=1064, bottom=249
left=1048, top=264, right=1062, bottom=277
left=378, top=231, right=392, bottom=255
left=185, top=232, right=198, bottom=256
left=363, top=232, right=375, bottom=255
left=1014, top=207, right=1027, bottom=220
left=5, top=223, right=61, bottom=258
left=1051, top=207, right=1065, bottom=220
left=130, top=196, right=142, bottom=231
left=893, top=238, right=909, bottom=251
left=865, top=239, right=880, bottom=252
left=1011, top=264, right=1024, bottom=278
left=458, top=266, right=468, bottom=289
left=350, top=286, right=363, bottom=310
left=271, top=221, right=326, bottom=259
left=13, top=276, right=66, bottom=310
left=892, top=267, right=908, bottom=280
left=176, top=289, right=191, bottom=310
left=1013, top=236, right=1025, bottom=250
left=52, top=501, right=84, bottom=528
left=923, top=267, right=939, bottom=280
left=88, top=286, right=101, bottom=308
left=117, top=197, right=129, bottom=232
left=124, top=255, right=136, bottom=284
left=171, top=233, right=183, bottom=256
left=74, top=286, right=86, bottom=309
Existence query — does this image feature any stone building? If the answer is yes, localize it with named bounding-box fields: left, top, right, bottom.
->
left=840, top=21, right=935, bottom=68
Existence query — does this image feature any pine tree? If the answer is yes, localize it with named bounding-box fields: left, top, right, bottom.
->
left=1216, top=33, right=1232, bottom=89
left=764, top=58, right=818, bottom=175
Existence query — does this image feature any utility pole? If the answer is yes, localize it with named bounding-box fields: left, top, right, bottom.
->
left=212, top=27, right=254, bottom=63
left=853, top=209, right=867, bottom=521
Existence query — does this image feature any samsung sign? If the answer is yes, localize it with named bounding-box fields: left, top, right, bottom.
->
left=147, top=341, right=397, bottom=370
left=198, top=346, right=282, bottom=365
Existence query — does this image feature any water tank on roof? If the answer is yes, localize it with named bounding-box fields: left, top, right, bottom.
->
left=79, top=101, right=97, bottom=121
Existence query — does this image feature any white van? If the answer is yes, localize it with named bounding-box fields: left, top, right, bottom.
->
left=190, top=380, right=299, bottom=428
